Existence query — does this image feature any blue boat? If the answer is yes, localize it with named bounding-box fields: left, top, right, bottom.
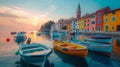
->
left=89, top=34, right=112, bottom=39
left=52, top=31, right=60, bottom=38
left=86, top=38, right=113, bottom=44
left=70, top=40, right=113, bottom=54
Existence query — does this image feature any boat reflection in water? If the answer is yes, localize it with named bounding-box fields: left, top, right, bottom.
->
left=112, top=38, right=120, bottom=62
left=53, top=48, right=88, bottom=67
left=87, top=51, right=113, bottom=67
left=20, top=59, right=54, bottom=67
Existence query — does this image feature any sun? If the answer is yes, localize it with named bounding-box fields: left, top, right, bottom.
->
left=33, top=23, right=37, bottom=25
left=32, top=16, right=39, bottom=26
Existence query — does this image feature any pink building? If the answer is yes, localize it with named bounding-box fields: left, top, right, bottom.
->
left=90, top=13, right=96, bottom=32
left=84, top=14, right=92, bottom=32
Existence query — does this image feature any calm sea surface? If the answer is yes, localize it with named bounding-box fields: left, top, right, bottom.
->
left=0, top=31, right=120, bottom=67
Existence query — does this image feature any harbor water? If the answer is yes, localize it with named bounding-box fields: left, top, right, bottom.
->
left=0, top=31, right=120, bottom=67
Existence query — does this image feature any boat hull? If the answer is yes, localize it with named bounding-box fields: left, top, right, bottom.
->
left=90, top=36, right=112, bottom=39
left=86, top=38, right=112, bottom=44
left=71, top=40, right=113, bottom=54
left=19, top=43, right=52, bottom=64
left=53, top=41, right=88, bottom=58
left=21, top=51, right=52, bottom=63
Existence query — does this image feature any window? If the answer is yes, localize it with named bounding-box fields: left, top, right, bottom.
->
left=88, top=24, right=89, bottom=26
left=112, top=16, right=116, bottom=22
left=98, top=13, right=102, bottom=18
left=97, top=27, right=101, bottom=31
left=105, top=26, right=108, bottom=32
left=105, top=18, right=108, bottom=22
left=112, top=26, right=114, bottom=30
left=92, top=15, right=95, bottom=18
left=98, top=19, right=101, bottom=24
left=92, top=21, right=95, bottom=24
left=88, top=20, right=89, bottom=22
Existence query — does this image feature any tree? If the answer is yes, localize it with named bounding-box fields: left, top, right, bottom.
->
left=62, top=25, right=67, bottom=30
left=40, top=20, right=55, bottom=32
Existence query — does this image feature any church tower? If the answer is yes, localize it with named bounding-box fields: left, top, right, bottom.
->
left=76, top=3, right=81, bottom=21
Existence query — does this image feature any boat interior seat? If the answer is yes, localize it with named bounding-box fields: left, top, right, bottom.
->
left=65, top=46, right=76, bottom=49
left=60, top=44, right=67, bottom=46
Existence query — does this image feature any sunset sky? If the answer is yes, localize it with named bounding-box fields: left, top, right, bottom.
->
left=0, top=0, right=120, bottom=32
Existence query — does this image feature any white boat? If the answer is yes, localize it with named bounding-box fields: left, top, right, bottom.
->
left=15, top=33, right=27, bottom=44
left=70, top=40, right=113, bottom=54
left=86, top=38, right=113, bottom=44
left=19, top=43, right=52, bottom=66
left=36, top=32, right=42, bottom=36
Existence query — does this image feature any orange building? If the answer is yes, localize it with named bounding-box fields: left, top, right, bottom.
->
left=103, top=8, right=120, bottom=32
left=67, top=20, right=72, bottom=32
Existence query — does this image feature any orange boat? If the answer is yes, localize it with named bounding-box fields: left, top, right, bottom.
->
left=53, top=40, right=88, bottom=58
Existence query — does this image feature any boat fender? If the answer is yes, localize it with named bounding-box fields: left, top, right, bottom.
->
left=62, top=47, right=68, bottom=51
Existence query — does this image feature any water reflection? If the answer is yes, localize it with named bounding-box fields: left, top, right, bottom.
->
left=1, top=31, right=120, bottom=67
left=112, top=39, right=120, bottom=62
left=54, top=48, right=88, bottom=67
left=20, top=59, right=53, bottom=67
left=87, top=52, right=113, bottom=67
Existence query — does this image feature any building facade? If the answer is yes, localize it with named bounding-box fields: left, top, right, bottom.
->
left=103, top=8, right=120, bottom=32
left=84, top=14, right=91, bottom=32
left=78, top=18, right=85, bottom=32
left=90, top=13, right=96, bottom=32
left=95, top=7, right=110, bottom=32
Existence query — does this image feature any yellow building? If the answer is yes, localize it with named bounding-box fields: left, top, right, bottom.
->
left=79, top=18, right=85, bottom=31
left=103, top=8, right=120, bottom=32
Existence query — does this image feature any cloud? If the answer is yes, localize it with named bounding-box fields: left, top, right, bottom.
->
left=0, top=6, right=31, bottom=18
left=41, top=5, right=56, bottom=17
left=0, top=6, right=38, bottom=24
left=0, top=5, right=56, bottom=31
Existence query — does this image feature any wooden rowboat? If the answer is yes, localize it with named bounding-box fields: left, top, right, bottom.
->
left=19, top=43, right=52, bottom=66
left=53, top=40, right=88, bottom=58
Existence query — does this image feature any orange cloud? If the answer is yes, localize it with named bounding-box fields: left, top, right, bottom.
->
left=0, top=6, right=56, bottom=32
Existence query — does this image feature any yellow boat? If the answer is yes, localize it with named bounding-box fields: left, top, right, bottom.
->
left=53, top=40, right=88, bottom=58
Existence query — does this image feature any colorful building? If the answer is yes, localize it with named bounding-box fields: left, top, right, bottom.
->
left=84, top=14, right=91, bottom=32
left=90, top=13, right=96, bottom=32
left=103, top=8, right=120, bottom=32
left=95, top=7, right=110, bottom=31
left=78, top=18, right=85, bottom=32
left=67, top=20, right=72, bottom=32
left=72, top=19, right=77, bottom=30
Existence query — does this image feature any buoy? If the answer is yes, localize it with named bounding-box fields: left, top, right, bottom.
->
left=6, top=38, right=10, bottom=42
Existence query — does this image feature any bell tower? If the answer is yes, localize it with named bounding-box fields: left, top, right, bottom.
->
left=76, top=3, right=81, bottom=21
